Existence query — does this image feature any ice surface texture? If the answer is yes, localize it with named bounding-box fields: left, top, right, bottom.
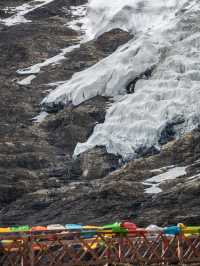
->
left=42, top=0, right=200, bottom=160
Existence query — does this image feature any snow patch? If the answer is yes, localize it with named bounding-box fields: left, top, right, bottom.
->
left=150, top=165, right=175, bottom=173
left=17, top=75, right=36, bottom=85
left=17, top=44, right=80, bottom=75
left=17, top=44, right=80, bottom=84
left=67, top=5, right=88, bottom=36
left=17, top=65, right=41, bottom=75
left=16, top=2, right=88, bottom=86
left=0, top=0, right=55, bottom=27
left=188, top=174, right=200, bottom=181
left=143, top=166, right=187, bottom=194
left=32, top=111, right=48, bottom=123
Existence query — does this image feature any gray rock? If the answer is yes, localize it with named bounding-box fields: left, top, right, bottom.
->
left=80, top=146, right=121, bottom=180
left=1, top=0, right=200, bottom=229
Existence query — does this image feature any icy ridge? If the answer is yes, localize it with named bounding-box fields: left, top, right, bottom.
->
left=42, top=0, right=200, bottom=160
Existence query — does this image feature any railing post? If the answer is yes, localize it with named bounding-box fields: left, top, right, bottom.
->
left=178, top=233, right=183, bottom=264
left=118, top=234, right=122, bottom=262
left=21, top=250, right=29, bottom=266
left=21, top=238, right=28, bottom=266
left=29, top=236, right=34, bottom=266
left=21, top=236, right=34, bottom=266
left=161, top=233, right=169, bottom=264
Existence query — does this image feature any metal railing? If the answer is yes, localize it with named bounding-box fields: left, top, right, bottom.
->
left=0, top=229, right=200, bottom=265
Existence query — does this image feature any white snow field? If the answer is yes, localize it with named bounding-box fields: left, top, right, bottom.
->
left=42, top=0, right=200, bottom=160
left=0, top=0, right=55, bottom=27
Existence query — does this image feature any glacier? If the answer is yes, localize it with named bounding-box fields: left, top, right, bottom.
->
left=85, top=0, right=189, bottom=38
left=42, top=0, right=200, bottom=160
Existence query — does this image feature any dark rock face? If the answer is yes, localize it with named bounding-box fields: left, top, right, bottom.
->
left=1, top=128, right=200, bottom=226
left=42, top=96, right=108, bottom=155
left=79, top=146, right=121, bottom=180
left=94, top=28, right=133, bottom=54
left=0, top=0, right=200, bottom=228
left=0, top=0, right=135, bottom=226
left=126, top=65, right=156, bottom=94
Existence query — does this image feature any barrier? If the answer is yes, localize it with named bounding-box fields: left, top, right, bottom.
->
left=1, top=229, right=200, bottom=265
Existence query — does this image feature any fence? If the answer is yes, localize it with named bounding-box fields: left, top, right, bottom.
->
left=0, top=229, right=200, bottom=265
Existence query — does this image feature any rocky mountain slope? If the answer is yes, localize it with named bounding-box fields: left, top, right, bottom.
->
left=0, top=0, right=200, bottom=227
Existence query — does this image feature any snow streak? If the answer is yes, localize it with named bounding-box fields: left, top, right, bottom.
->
left=0, top=0, right=55, bottom=27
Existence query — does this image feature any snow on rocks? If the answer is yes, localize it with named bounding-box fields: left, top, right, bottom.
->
left=42, top=0, right=200, bottom=160
left=32, top=111, right=48, bottom=123
left=17, top=75, right=36, bottom=85
left=143, top=166, right=187, bottom=194
left=0, top=0, right=56, bottom=27
left=17, top=44, right=80, bottom=84
left=17, top=44, right=80, bottom=75
left=16, top=2, right=87, bottom=85
left=17, top=65, right=41, bottom=75
left=67, top=5, right=88, bottom=36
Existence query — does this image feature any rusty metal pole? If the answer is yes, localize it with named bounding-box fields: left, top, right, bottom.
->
left=161, top=236, right=168, bottom=264
left=29, top=236, right=34, bottom=266
left=21, top=239, right=29, bottom=266
left=21, top=236, right=34, bottom=266
left=178, top=233, right=183, bottom=264
left=21, top=252, right=29, bottom=266
left=118, top=235, right=121, bottom=263
left=106, top=236, right=111, bottom=265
